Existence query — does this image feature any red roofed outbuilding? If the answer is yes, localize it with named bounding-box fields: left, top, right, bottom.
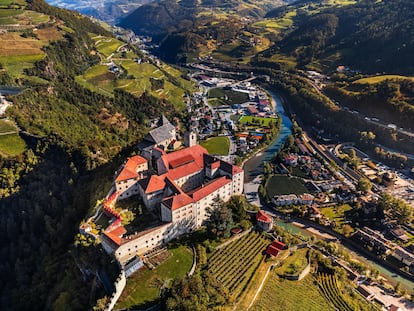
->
left=256, top=210, right=273, bottom=232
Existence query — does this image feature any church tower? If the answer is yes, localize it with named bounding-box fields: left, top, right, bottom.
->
left=184, top=130, right=197, bottom=147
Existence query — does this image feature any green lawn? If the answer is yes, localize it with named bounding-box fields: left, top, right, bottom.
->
left=266, top=175, right=308, bottom=197
left=0, top=133, right=26, bottom=156
left=252, top=274, right=333, bottom=311
left=276, top=248, right=309, bottom=276
left=320, top=204, right=353, bottom=234
left=200, top=136, right=230, bottom=156
left=239, top=116, right=275, bottom=127
left=115, top=246, right=193, bottom=310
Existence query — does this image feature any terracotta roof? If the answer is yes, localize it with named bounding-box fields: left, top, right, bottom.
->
left=115, top=155, right=147, bottom=182
left=167, top=161, right=203, bottom=181
left=143, top=175, right=166, bottom=193
left=161, top=145, right=207, bottom=170
left=162, top=193, right=194, bottom=211
left=271, top=240, right=285, bottom=250
left=266, top=245, right=279, bottom=257
left=169, top=154, right=195, bottom=169
left=232, top=165, right=243, bottom=175
left=256, top=210, right=272, bottom=223
left=188, top=176, right=232, bottom=202
left=107, top=225, right=127, bottom=236
left=103, top=231, right=122, bottom=246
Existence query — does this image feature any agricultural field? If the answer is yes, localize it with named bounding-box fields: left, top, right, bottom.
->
left=238, top=116, right=275, bottom=127
left=317, top=273, right=378, bottom=311
left=207, top=231, right=269, bottom=299
left=208, top=88, right=249, bottom=106
left=266, top=175, right=308, bottom=197
left=354, top=75, right=414, bottom=85
left=199, top=136, right=230, bottom=156
left=0, top=120, right=26, bottom=157
left=116, top=246, right=193, bottom=310
left=251, top=274, right=333, bottom=311
left=92, top=35, right=124, bottom=57
left=0, top=133, right=26, bottom=157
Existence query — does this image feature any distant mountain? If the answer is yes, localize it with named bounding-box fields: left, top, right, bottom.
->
left=45, top=0, right=152, bottom=24
left=118, top=0, right=287, bottom=62
left=265, top=0, right=414, bottom=74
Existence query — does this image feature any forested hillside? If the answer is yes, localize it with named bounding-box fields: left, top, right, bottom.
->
left=264, top=0, right=414, bottom=74
left=0, top=0, right=190, bottom=309
left=119, top=0, right=286, bottom=62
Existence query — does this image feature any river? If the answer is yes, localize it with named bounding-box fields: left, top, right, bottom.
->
left=243, top=89, right=414, bottom=291
left=243, top=91, right=293, bottom=182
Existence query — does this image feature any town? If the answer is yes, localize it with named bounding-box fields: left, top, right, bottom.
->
left=74, top=67, right=414, bottom=311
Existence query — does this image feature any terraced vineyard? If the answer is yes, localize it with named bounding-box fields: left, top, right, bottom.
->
left=317, top=273, right=353, bottom=311
left=208, top=231, right=269, bottom=299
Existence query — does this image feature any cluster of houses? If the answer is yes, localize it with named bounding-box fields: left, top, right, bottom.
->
left=98, top=116, right=244, bottom=266
left=354, top=227, right=414, bottom=271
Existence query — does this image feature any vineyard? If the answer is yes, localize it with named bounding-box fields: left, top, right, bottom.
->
left=207, top=231, right=269, bottom=298
left=317, top=273, right=354, bottom=311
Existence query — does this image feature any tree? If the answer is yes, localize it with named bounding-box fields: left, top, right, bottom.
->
left=356, top=178, right=372, bottom=193
left=206, top=199, right=234, bottom=239
left=342, top=224, right=353, bottom=237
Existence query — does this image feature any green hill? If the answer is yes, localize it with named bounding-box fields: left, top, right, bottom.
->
left=0, top=1, right=194, bottom=310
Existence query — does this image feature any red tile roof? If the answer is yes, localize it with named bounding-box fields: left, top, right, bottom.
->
left=169, top=154, right=195, bottom=169
left=103, top=231, right=122, bottom=246
left=188, top=176, right=232, bottom=202
left=256, top=210, right=272, bottom=223
left=271, top=240, right=286, bottom=250
left=161, top=145, right=207, bottom=169
left=107, top=225, right=127, bottom=236
left=162, top=193, right=194, bottom=211
left=115, top=155, right=147, bottom=182
left=167, top=161, right=203, bottom=181
left=266, top=245, right=279, bottom=257
left=145, top=175, right=166, bottom=193
left=232, top=165, right=244, bottom=175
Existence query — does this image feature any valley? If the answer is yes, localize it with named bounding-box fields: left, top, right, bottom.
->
left=1, top=0, right=414, bottom=310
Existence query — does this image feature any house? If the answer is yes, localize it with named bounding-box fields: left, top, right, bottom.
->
left=246, top=106, right=259, bottom=116
left=284, top=154, right=298, bottom=166
left=138, top=115, right=177, bottom=158
left=256, top=210, right=273, bottom=231
left=266, top=240, right=286, bottom=257
left=392, top=247, right=414, bottom=266
left=100, top=145, right=244, bottom=265
left=308, top=205, right=321, bottom=219
left=272, top=194, right=298, bottom=206
left=390, top=227, right=409, bottom=243
left=299, top=193, right=314, bottom=205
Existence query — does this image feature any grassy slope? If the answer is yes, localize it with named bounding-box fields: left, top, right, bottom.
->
left=115, top=246, right=193, bottom=309
left=251, top=274, right=334, bottom=311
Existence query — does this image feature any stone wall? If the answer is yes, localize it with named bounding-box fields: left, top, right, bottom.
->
left=105, top=270, right=126, bottom=311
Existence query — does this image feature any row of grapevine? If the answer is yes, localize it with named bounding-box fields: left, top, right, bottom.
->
left=208, top=232, right=257, bottom=268
left=207, top=232, right=269, bottom=297
left=317, top=273, right=354, bottom=311
left=211, top=233, right=264, bottom=278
